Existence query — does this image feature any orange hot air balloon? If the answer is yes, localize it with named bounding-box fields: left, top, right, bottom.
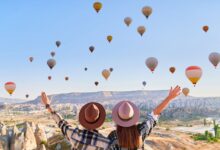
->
left=89, top=46, right=95, bottom=53
left=124, top=17, right=132, bottom=26
left=145, top=57, right=158, bottom=73
left=185, top=66, right=202, bottom=86
left=48, top=76, right=52, bottom=80
left=107, top=35, right=113, bottom=43
left=102, top=69, right=111, bottom=80
left=137, top=26, right=146, bottom=36
left=93, top=2, right=102, bottom=13
left=95, top=81, right=99, bottom=86
left=29, top=57, right=34, bottom=62
left=5, top=82, right=16, bottom=95
left=182, top=88, right=190, bottom=96
left=65, top=76, right=69, bottom=81
left=142, top=6, right=153, bottom=19
left=203, top=26, right=209, bottom=32
left=169, top=67, right=176, bottom=74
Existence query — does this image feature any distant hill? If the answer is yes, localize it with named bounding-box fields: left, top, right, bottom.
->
left=0, top=97, right=27, bottom=105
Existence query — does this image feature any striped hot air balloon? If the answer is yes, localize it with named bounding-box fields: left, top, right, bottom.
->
left=5, top=82, right=16, bottom=95
left=185, top=66, right=202, bottom=86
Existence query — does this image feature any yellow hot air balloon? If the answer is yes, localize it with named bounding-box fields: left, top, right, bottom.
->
left=102, top=69, right=111, bottom=80
left=5, top=82, right=16, bottom=95
left=185, top=66, right=202, bottom=86
left=107, top=35, right=113, bottom=43
left=182, top=88, right=190, bottom=96
left=137, top=26, right=146, bottom=36
left=124, top=17, right=132, bottom=26
left=142, top=6, right=153, bottom=18
left=93, top=2, right=102, bottom=13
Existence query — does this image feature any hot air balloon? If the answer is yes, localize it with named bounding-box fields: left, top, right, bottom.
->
left=84, top=67, right=88, bottom=71
left=29, top=57, right=34, bottom=62
left=65, top=77, right=69, bottom=81
left=142, top=81, right=147, bottom=87
left=47, top=59, right=56, bottom=69
left=5, top=82, right=16, bottom=95
left=137, top=26, right=146, bottom=36
left=26, top=94, right=29, bottom=99
left=169, top=67, right=176, bottom=74
left=48, top=76, right=52, bottom=80
left=107, top=35, right=113, bottom=43
left=145, top=57, right=158, bottom=73
left=109, top=68, right=113, bottom=72
left=182, top=88, right=190, bottom=96
left=51, top=51, right=56, bottom=57
left=102, top=69, right=111, bottom=80
left=124, top=17, right=132, bottom=27
left=185, top=66, right=202, bottom=86
left=95, top=81, right=99, bottom=86
left=56, top=41, right=61, bottom=47
left=93, top=2, right=102, bottom=13
left=89, top=46, right=95, bottom=53
left=203, top=26, right=209, bottom=32
left=142, top=6, right=152, bottom=18
left=209, top=52, right=220, bottom=68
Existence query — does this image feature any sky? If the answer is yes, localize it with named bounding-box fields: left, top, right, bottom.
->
left=0, top=0, right=220, bottom=99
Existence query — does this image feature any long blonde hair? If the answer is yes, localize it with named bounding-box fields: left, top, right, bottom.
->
left=117, top=125, right=142, bottom=149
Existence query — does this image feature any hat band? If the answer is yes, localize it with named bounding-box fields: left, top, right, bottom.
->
left=117, top=112, right=133, bottom=121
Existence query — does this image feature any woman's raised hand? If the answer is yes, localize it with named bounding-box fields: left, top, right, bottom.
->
left=41, top=92, right=51, bottom=105
left=167, top=86, right=181, bottom=101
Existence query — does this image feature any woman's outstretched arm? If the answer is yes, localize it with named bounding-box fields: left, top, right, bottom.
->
left=153, top=85, right=181, bottom=115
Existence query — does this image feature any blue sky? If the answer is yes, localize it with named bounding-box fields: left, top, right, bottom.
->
left=0, top=0, right=220, bottom=99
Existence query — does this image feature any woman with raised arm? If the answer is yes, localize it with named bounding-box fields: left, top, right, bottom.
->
left=108, top=86, right=181, bottom=150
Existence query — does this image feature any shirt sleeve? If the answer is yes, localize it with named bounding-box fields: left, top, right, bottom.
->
left=138, top=112, right=159, bottom=138
left=51, top=112, right=75, bottom=141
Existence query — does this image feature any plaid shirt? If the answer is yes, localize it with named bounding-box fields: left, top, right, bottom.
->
left=51, top=112, right=111, bottom=150
left=108, top=112, right=158, bottom=150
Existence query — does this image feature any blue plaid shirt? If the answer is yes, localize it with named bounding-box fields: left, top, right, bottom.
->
left=52, top=112, right=111, bottom=150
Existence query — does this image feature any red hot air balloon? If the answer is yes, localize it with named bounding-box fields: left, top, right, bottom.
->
left=5, top=82, right=16, bottom=95
left=185, top=66, right=202, bottom=86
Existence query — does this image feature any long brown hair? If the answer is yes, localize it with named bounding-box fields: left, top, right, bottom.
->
left=117, top=125, right=142, bottom=149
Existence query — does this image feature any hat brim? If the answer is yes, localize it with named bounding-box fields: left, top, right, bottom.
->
left=112, top=101, right=140, bottom=127
left=79, top=102, right=106, bottom=130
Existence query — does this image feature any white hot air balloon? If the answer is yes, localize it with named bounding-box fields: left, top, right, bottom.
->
left=209, top=52, right=220, bottom=68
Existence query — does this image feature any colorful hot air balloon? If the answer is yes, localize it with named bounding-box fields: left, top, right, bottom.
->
left=5, top=82, right=16, bottom=95
left=209, top=52, right=220, bottom=68
left=51, top=51, right=56, bottom=57
left=169, top=67, right=176, bottom=74
left=109, top=68, right=113, bottom=72
left=48, top=76, right=52, bottom=80
left=65, top=76, right=69, bottom=81
left=89, top=46, right=95, bottom=53
left=26, top=94, right=29, bottom=99
left=182, top=88, right=190, bottom=96
left=185, top=66, right=202, bottom=86
left=95, top=81, right=99, bottom=86
left=203, top=26, right=209, bottom=32
left=142, top=81, right=147, bottom=87
left=93, top=2, right=102, bottom=13
left=137, top=26, right=146, bottom=36
left=107, top=35, right=113, bottom=43
left=145, top=57, right=158, bottom=73
left=47, top=59, right=56, bottom=69
left=124, top=17, right=132, bottom=27
left=142, top=6, right=152, bottom=18
left=29, top=57, right=34, bottom=62
left=102, top=69, right=111, bottom=80
left=56, top=41, right=61, bottom=47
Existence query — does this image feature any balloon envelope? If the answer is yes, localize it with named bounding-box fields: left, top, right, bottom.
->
left=142, top=6, right=152, bottom=18
left=65, top=77, right=69, bottom=81
left=102, top=69, right=111, bottom=80
left=48, top=76, right=52, bottom=80
left=47, top=59, right=56, bottom=69
left=51, top=51, right=56, bottom=57
left=84, top=67, right=88, bottom=71
left=95, top=81, right=99, bottom=86
left=5, top=82, right=16, bottom=95
left=107, top=35, right=113, bottom=43
left=185, top=66, right=202, bottom=86
left=169, top=67, right=176, bottom=74
left=109, top=68, right=113, bottom=72
left=124, top=17, right=132, bottom=26
left=209, top=52, right=220, bottom=68
left=142, top=81, right=147, bottom=86
left=56, top=41, right=61, bottom=47
left=145, top=57, right=158, bottom=73
left=203, top=26, right=209, bottom=32
left=29, top=57, right=34, bottom=62
left=26, top=94, right=29, bottom=98
left=89, top=46, right=95, bottom=53
left=137, top=26, right=146, bottom=36
left=93, top=2, right=102, bottom=13
left=182, top=88, right=190, bottom=96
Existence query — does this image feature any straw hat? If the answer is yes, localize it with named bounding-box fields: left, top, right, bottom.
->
left=112, top=101, right=140, bottom=127
left=79, top=102, right=106, bottom=130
